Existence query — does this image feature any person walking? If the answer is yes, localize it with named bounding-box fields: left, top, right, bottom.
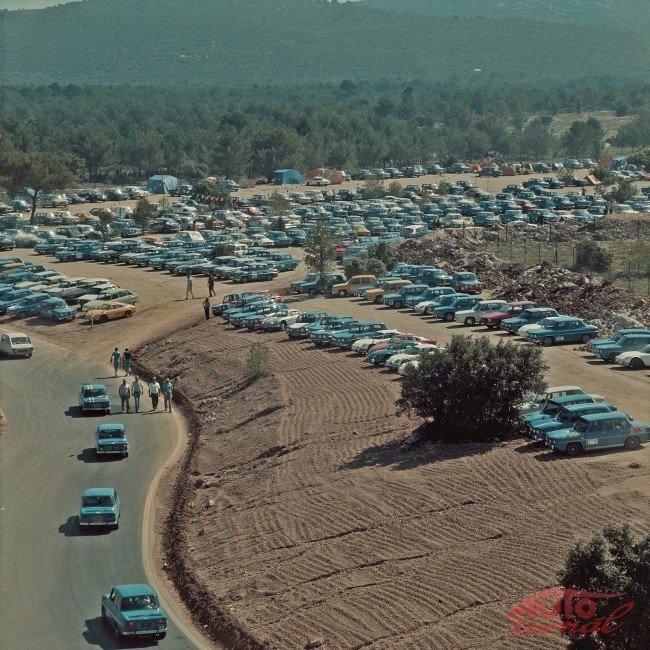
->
left=109, top=347, right=121, bottom=378
left=123, top=348, right=133, bottom=377
left=203, top=297, right=211, bottom=320
left=161, top=377, right=174, bottom=412
left=185, top=271, right=194, bottom=300
left=118, top=379, right=131, bottom=413
left=208, top=273, right=215, bottom=297
left=148, top=376, right=161, bottom=411
left=131, top=375, right=144, bottom=413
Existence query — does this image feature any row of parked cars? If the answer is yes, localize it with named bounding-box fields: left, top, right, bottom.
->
left=519, top=386, right=649, bottom=456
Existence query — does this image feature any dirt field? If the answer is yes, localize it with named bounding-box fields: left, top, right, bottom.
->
left=9, top=244, right=650, bottom=649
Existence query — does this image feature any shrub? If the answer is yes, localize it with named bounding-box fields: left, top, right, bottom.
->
left=246, top=343, right=271, bottom=380
left=558, top=524, right=649, bottom=649
left=366, top=258, right=387, bottom=277
left=574, top=241, right=612, bottom=274
left=398, top=335, right=547, bottom=442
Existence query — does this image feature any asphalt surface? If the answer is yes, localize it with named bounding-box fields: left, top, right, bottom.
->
left=0, top=338, right=199, bottom=649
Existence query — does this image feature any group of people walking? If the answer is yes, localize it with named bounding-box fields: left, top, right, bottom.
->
left=110, top=347, right=173, bottom=414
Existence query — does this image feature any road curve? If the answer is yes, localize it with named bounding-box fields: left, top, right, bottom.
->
left=0, top=337, right=205, bottom=649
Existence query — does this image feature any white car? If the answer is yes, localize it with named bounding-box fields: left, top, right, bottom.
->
left=398, top=359, right=420, bottom=375
left=386, top=344, right=437, bottom=370
left=414, top=300, right=436, bottom=314
left=247, top=234, right=274, bottom=247
left=76, top=284, right=118, bottom=307
left=351, top=330, right=402, bottom=353
left=517, top=316, right=567, bottom=337
left=46, top=277, right=86, bottom=296
left=455, top=300, right=510, bottom=326
left=615, top=344, right=650, bottom=370
left=0, top=331, right=33, bottom=357
left=306, top=176, right=330, bottom=186
left=261, top=309, right=303, bottom=331
left=82, top=288, right=139, bottom=312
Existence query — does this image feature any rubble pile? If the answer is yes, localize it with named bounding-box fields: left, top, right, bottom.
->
left=395, top=238, right=649, bottom=330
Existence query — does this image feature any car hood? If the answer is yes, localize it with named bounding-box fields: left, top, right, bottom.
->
left=122, top=608, right=165, bottom=622
left=546, top=429, right=582, bottom=441
left=482, top=310, right=508, bottom=320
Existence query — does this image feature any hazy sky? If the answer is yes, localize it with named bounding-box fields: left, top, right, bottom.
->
left=0, top=1, right=72, bottom=8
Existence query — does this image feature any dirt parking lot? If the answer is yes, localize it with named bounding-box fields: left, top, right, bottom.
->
left=9, top=245, right=650, bottom=649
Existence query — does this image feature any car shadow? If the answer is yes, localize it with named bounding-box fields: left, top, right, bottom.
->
left=83, top=617, right=158, bottom=649
left=59, top=515, right=85, bottom=537
left=78, top=448, right=122, bottom=464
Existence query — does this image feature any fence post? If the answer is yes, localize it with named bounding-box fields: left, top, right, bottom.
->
left=554, top=241, right=558, bottom=265
left=538, top=241, right=541, bottom=264
left=523, top=239, right=527, bottom=265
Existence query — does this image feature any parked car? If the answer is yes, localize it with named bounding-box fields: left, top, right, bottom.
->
left=524, top=316, right=598, bottom=346
left=5, top=292, right=50, bottom=318
left=35, top=297, right=77, bottom=321
left=518, top=385, right=586, bottom=414
left=85, top=301, right=137, bottom=323
left=547, top=413, right=649, bottom=456
left=96, top=423, right=129, bottom=458
left=0, top=330, right=33, bottom=357
left=501, top=307, right=560, bottom=334
left=0, top=289, right=34, bottom=314
left=454, top=299, right=510, bottom=326
left=594, top=333, right=650, bottom=363
left=286, top=311, right=330, bottom=338
left=521, top=394, right=605, bottom=428
left=330, top=321, right=389, bottom=349
left=330, top=275, right=377, bottom=298
left=587, top=328, right=650, bottom=354
left=79, top=384, right=111, bottom=415
left=260, top=309, right=303, bottom=331
left=382, top=284, right=430, bottom=309
left=310, top=319, right=359, bottom=346
left=479, top=301, right=538, bottom=329
left=306, top=176, right=330, bottom=186
left=79, top=487, right=120, bottom=529
left=529, top=403, right=618, bottom=443
left=101, top=584, right=167, bottom=640
left=81, top=288, right=139, bottom=312
left=363, top=279, right=412, bottom=304
left=450, top=271, right=483, bottom=294
left=615, top=344, right=650, bottom=370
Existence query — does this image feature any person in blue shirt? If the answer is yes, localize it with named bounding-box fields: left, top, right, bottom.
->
left=109, top=347, right=121, bottom=378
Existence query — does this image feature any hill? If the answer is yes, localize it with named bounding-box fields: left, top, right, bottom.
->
left=361, top=0, right=650, bottom=33
left=0, top=0, right=648, bottom=86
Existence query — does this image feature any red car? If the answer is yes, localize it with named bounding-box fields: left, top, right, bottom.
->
left=479, top=301, right=538, bottom=329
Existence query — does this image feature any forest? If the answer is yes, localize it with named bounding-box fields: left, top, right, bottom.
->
left=0, top=0, right=648, bottom=86
left=1, top=80, right=649, bottom=183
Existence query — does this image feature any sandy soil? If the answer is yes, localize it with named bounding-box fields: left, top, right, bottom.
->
left=8, top=240, right=649, bottom=649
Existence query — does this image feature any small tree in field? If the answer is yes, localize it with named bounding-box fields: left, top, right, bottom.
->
left=359, top=176, right=386, bottom=199
left=246, top=342, right=271, bottom=380
left=398, top=335, right=547, bottom=442
left=268, top=192, right=291, bottom=217
left=558, top=524, right=648, bottom=649
left=132, top=197, right=160, bottom=234
left=574, top=241, right=612, bottom=274
left=387, top=180, right=403, bottom=197
left=303, top=218, right=339, bottom=285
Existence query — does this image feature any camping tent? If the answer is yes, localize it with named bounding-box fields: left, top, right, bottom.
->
left=147, top=174, right=179, bottom=194
left=499, top=164, right=517, bottom=176
left=274, top=169, right=304, bottom=185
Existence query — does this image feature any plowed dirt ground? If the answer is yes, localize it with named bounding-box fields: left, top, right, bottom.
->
left=12, top=245, right=650, bottom=649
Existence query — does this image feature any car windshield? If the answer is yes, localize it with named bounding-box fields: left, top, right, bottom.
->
left=84, top=389, right=106, bottom=398
left=536, top=319, right=556, bottom=329
left=542, top=402, right=561, bottom=415
left=573, top=419, right=590, bottom=433
left=83, top=495, right=114, bottom=507
left=121, top=594, right=159, bottom=611
left=100, top=428, right=124, bottom=439
left=10, top=336, right=31, bottom=345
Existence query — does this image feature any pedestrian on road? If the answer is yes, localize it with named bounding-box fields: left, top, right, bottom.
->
left=132, top=375, right=144, bottom=413
left=203, top=297, right=211, bottom=320
left=123, top=348, right=133, bottom=376
left=185, top=271, right=194, bottom=300
left=161, top=377, right=174, bottom=412
left=148, top=376, right=161, bottom=411
left=118, top=379, right=131, bottom=413
left=109, top=347, right=121, bottom=378
left=208, top=273, right=215, bottom=297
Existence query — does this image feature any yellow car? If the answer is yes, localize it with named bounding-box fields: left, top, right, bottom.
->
left=364, top=279, right=412, bottom=303
left=85, top=301, right=137, bottom=323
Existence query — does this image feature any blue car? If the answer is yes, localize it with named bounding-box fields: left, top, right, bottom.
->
left=501, top=307, right=560, bottom=334
left=79, top=384, right=111, bottom=415
left=79, top=487, right=120, bottom=529
left=34, top=297, right=77, bottom=321
left=594, top=333, right=650, bottom=363
left=101, top=584, right=168, bottom=640
left=586, top=328, right=650, bottom=354
left=5, top=292, right=50, bottom=318
left=521, top=394, right=604, bottom=430
left=95, top=424, right=129, bottom=458
left=524, top=316, right=598, bottom=346
left=0, top=289, right=34, bottom=314
left=310, top=319, right=359, bottom=346
left=530, top=403, right=618, bottom=443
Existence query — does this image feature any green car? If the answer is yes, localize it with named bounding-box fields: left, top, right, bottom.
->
left=546, top=412, right=649, bottom=456
left=79, top=487, right=120, bottom=529
left=524, top=316, right=598, bottom=346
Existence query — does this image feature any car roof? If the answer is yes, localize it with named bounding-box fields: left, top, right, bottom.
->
left=83, top=487, right=115, bottom=497
left=579, top=412, right=629, bottom=422
left=4, top=331, right=29, bottom=337
left=546, top=385, right=582, bottom=392
left=550, top=394, right=594, bottom=405
left=97, top=423, right=125, bottom=432
left=564, top=403, right=613, bottom=412
left=553, top=316, right=581, bottom=322
left=114, top=584, right=157, bottom=598
left=82, top=384, right=107, bottom=390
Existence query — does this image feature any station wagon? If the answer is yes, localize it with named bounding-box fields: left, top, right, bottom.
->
left=520, top=393, right=603, bottom=425
left=330, top=322, right=388, bottom=349
left=529, top=403, right=618, bottom=442
left=594, top=333, right=650, bottom=363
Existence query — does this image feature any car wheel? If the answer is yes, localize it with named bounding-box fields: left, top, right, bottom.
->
left=486, top=324, right=495, bottom=329
left=464, top=317, right=476, bottom=326
left=27, top=350, right=33, bottom=358
left=279, top=322, right=287, bottom=331
left=101, top=606, right=107, bottom=623
left=607, top=353, right=617, bottom=363
left=624, top=436, right=641, bottom=450
left=99, top=314, right=108, bottom=323
left=123, top=452, right=128, bottom=458
left=157, top=632, right=167, bottom=640
left=374, top=296, right=382, bottom=303
left=105, top=409, right=110, bottom=416
left=114, top=622, right=121, bottom=639
left=425, top=306, right=434, bottom=315
left=630, top=358, right=644, bottom=370
left=18, top=311, right=27, bottom=318
left=542, top=336, right=554, bottom=347
left=444, top=312, right=454, bottom=322
left=566, top=442, right=582, bottom=456
left=394, top=301, right=403, bottom=309
left=124, top=311, right=132, bottom=318
left=581, top=334, right=591, bottom=343
left=337, top=289, right=347, bottom=297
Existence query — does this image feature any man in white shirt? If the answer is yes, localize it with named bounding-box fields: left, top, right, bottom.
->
left=118, top=379, right=131, bottom=413
left=148, top=376, right=161, bottom=411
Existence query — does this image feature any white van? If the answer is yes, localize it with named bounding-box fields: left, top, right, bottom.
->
left=177, top=231, right=205, bottom=243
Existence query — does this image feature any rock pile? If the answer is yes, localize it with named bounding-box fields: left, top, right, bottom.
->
left=395, top=238, right=649, bottom=330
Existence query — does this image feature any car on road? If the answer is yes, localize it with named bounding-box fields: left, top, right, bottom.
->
left=101, top=584, right=168, bottom=640
left=96, top=424, right=129, bottom=458
left=547, top=413, right=649, bottom=456
left=79, top=487, right=120, bottom=529
left=524, top=316, right=599, bottom=346
left=0, top=331, right=33, bottom=357
left=79, top=384, right=111, bottom=415
left=85, top=301, right=137, bottom=323
left=615, top=343, right=650, bottom=370
left=35, top=297, right=77, bottom=321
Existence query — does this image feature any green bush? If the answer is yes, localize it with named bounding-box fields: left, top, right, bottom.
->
left=574, top=241, right=612, bottom=274
left=246, top=343, right=271, bottom=380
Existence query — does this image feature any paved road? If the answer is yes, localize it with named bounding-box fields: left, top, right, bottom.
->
left=0, top=338, right=200, bottom=649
